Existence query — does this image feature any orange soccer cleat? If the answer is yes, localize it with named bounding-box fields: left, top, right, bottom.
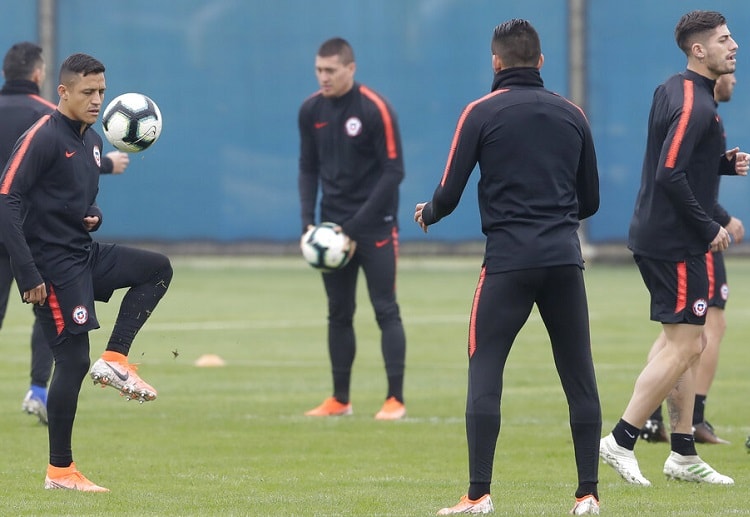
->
left=304, top=397, right=352, bottom=416
left=374, top=396, right=406, bottom=420
left=44, top=463, right=109, bottom=492
left=89, top=351, right=157, bottom=403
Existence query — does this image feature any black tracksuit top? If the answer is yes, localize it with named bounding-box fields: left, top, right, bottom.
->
left=629, top=69, right=736, bottom=261
left=0, top=110, right=103, bottom=291
left=421, top=67, right=599, bottom=274
left=0, top=80, right=57, bottom=167
left=298, top=82, right=404, bottom=240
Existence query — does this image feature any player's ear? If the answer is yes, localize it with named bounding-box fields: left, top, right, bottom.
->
left=492, top=54, right=503, bottom=73
left=692, top=43, right=705, bottom=60
left=537, top=53, right=544, bottom=70
left=57, top=84, right=67, bottom=100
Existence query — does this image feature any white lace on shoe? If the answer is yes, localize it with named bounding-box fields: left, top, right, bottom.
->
left=599, top=434, right=651, bottom=486
left=663, top=451, right=734, bottom=484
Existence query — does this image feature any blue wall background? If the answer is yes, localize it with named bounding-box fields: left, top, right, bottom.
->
left=1, top=0, right=748, bottom=244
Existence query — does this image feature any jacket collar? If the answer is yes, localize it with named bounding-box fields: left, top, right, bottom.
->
left=491, top=67, right=544, bottom=91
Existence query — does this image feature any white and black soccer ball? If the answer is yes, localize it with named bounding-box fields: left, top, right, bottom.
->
left=300, top=222, right=352, bottom=272
left=101, top=93, right=162, bottom=153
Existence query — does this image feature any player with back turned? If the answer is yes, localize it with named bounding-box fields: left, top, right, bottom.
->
left=0, top=53, right=172, bottom=491
left=415, top=19, right=601, bottom=515
left=298, top=37, right=408, bottom=420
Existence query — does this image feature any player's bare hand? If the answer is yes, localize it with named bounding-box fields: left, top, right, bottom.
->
left=726, top=147, right=750, bottom=176
left=83, top=215, right=100, bottom=231
left=725, top=216, right=744, bottom=244
left=710, top=226, right=731, bottom=252
left=105, top=150, right=130, bottom=174
left=414, top=202, right=428, bottom=233
left=23, top=283, right=47, bottom=306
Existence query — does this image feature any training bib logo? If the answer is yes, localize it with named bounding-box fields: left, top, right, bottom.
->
left=345, top=117, right=362, bottom=137
left=692, top=298, right=708, bottom=317
left=93, top=146, right=101, bottom=168
left=72, top=305, right=89, bottom=325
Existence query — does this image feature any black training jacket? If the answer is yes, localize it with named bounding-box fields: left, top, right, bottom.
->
left=298, top=82, right=404, bottom=240
left=0, top=79, right=56, bottom=167
left=629, top=70, right=736, bottom=261
left=421, top=67, right=599, bottom=274
left=0, top=110, right=103, bottom=291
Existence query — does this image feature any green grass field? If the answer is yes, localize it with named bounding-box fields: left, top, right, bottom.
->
left=1, top=254, right=748, bottom=516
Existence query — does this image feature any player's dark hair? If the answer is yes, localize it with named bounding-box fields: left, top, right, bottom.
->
left=2, top=41, right=43, bottom=81
left=317, top=38, right=355, bottom=65
left=491, top=19, right=541, bottom=68
left=59, top=53, right=105, bottom=84
left=675, top=10, right=726, bottom=55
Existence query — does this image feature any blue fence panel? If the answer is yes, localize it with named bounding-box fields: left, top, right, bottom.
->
left=49, top=0, right=567, bottom=242
left=0, top=2, right=37, bottom=65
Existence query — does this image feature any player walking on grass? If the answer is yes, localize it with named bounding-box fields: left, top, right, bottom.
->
left=640, top=73, right=743, bottom=446
left=600, top=10, right=745, bottom=487
left=0, top=42, right=130, bottom=426
left=0, top=53, right=172, bottom=491
left=415, top=19, right=601, bottom=515
left=298, top=37, right=407, bottom=421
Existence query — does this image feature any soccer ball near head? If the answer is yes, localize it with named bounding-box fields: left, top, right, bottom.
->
left=101, top=93, right=162, bottom=152
left=300, top=222, right=353, bottom=272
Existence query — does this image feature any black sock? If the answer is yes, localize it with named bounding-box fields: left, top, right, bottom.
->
left=386, top=374, right=403, bottom=403
left=467, top=483, right=490, bottom=501
left=670, top=433, right=697, bottom=456
left=612, top=419, right=640, bottom=450
left=693, top=394, right=707, bottom=425
left=649, top=404, right=664, bottom=422
left=575, top=483, right=598, bottom=500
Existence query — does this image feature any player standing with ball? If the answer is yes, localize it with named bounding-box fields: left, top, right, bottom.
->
left=0, top=53, right=173, bottom=491
left=298, top=38, right=407, bottom=420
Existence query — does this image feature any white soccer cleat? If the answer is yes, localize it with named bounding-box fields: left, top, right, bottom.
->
left=89, top=357, right=157, bottom=403
left=21, top=389, right=48, bottom=425
left=663, top=451, right=734, bottom=484
left=570, top=495, right=600, bottom=515
left=599, top=433, right=651, bottom=486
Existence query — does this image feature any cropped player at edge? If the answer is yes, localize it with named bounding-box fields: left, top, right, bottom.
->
left=298, top=37, right=407, bottom=420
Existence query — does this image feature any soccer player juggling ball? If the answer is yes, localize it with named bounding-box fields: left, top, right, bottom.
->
left=0, top=53, right=172, bottom=492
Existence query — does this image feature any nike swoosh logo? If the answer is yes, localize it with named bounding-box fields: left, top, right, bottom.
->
left=106, top=363, right=129, bottom=381
left=625, top=430, right=636, bottom=439
left=314, top=122, right=328, bottom=129
left=375, top=238, right=391, bottom=248
left=65, top=151, right=76, bottom=158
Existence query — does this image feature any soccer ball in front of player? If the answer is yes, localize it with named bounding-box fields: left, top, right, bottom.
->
left=101, top=92, right=162, bottom=153
left=300, top=223, right=353, bottom=272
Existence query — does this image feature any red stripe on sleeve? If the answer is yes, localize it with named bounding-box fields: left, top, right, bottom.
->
left=29, top=94, right=57, bottom=110
left=664, top=79, right=693, bottom=169
left=0, top=114, right=50, bottom=194
left=440, top=89, right=507, bottom=187
left=360, top=85, right=398, bottom=159
left=675, top=261, right=687, bottom=313
left=468, top=266, right=486, bottom=358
